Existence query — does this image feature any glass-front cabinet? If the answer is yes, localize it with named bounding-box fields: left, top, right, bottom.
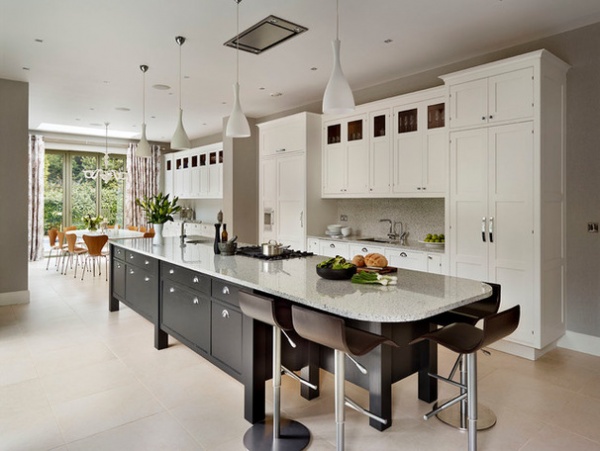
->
left=322, top=114, right=368, bottom=196
left=392, top=94, right=446, bottom=196
left=167, top=144, right=223, bottom=199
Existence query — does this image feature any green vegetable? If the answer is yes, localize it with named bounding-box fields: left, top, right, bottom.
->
left=351, top=272, right=398, bottom=286
left=317, top=255, right=355, bottom=270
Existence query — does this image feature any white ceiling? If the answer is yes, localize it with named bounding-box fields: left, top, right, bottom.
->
left=2, top=0, right=600, bottom=143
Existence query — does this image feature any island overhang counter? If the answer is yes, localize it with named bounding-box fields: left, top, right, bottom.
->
left=109, top=237, right=491, bottom=431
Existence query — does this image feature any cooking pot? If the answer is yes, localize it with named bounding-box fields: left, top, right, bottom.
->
left=261, top=239, right=289, bottom=257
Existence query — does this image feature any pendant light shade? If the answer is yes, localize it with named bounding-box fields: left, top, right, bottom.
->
left=226, top=82, right=251, bottom=137
left=171, top=36, right=191, bottom=150
left=226, top=0, right=251, bottom=138
left=322, top=0, right=355, bottom=114
left=323, top=39, right=355, bottom=114
left=137, top=65, right=152, bottom=157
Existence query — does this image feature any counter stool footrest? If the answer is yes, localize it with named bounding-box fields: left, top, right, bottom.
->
left=282, top=366, right=318, bottom=391
left=424, top=393, right=467, bottom=420
left=344, top=397, right=387, bottom=425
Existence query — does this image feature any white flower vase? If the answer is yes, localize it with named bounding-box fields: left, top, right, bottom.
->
left=153, top=223, right=163, bottom=246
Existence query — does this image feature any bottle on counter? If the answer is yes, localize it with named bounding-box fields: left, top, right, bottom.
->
left=214, top=223, right=221, bottom=254
left=221, top=224, right=228, bottom=243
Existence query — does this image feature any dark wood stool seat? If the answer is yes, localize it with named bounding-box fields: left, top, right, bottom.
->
left=291, top=304, right=398, bottom=451
left=432, top=282, right=501, bottom=327
left=238, top=291, right=315, bottom=451
left=411, top=305, right=520, bottom=451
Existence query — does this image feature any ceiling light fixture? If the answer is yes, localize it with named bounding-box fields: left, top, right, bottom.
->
left=171, top=36, right=191, bottom=149
left=225, top=0, right=251, bottom=138
left=322, top=0, right=355, bottom=114
left=136, top=65, right=152, bottom=157
left=83, top=122, right=127, bottom=183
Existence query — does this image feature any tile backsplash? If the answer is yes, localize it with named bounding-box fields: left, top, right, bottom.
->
left=336, top=198, right=445, bottom=244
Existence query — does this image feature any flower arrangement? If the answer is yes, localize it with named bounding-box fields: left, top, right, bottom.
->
left=135, top=192, right=181, bottom=224
left=82, top=214, right=103, bottom=231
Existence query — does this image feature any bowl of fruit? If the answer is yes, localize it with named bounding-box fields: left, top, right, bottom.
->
left=419, top=233, right=445, bottom=247
left=316, top=256, right=357, bottom=280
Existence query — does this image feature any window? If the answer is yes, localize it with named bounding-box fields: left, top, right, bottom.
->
left=44, top=150, right=126, bottom=233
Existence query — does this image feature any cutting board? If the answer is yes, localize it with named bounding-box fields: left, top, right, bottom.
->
left=357, top=266, right=397, bottom=274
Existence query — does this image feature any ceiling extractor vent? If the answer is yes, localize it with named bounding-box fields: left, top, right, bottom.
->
left=224, top=15, right=308, bottom=54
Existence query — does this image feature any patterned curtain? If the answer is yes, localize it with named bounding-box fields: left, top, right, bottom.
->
left=125, top=143, right=161, bottom=227
left=28, top=135, right=45, bottom=261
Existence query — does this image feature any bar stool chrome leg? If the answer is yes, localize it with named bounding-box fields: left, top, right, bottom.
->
left=335, top=349, right=345, bottom=451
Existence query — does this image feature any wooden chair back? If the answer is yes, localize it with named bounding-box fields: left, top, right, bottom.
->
left=64, top=226, right=77, bottom=231
left=143, top=228, right=155, bottom=238
left=56, top=231, right=66, bottom=248
left=83, top=234, right=109, bottom=256
left=127, top=225, right=139, bottom=231
left=48, top=228, right=58, bottom=246
left=139, top=226, right=147, bottom=233
left=66, top=233, right=79, bottom=252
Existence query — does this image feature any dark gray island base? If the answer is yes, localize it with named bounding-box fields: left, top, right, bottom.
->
left=109, top=239, right=490, bottom=431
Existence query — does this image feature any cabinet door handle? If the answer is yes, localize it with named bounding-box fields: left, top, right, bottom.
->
left=169, top=287, right=175, bottom=293
left=275, top=148, right=286, bottom=153
left=428, top=255, right=433, bottom=260
left=422, top=187, right=426, bottom=190
left=169, top=269, right=175, bottom=274
left=489, top=217, right=494, bottom=243
left=222, top=286, right=230, bottom=295
left=482, top=217, right=487, bottom=242
left=193, top=297, right=199, bottom=305
left=400, top=252, right=407, bottom=257
left=222, top=309, right=230, bottom=319
left=417, top=187, right=422, bottom=190
left=481, top=116, right=486, bottom=121
left=300, top=211, right=303, bottom=228
left=144, top=276, right=150, bottom=282
left=489, top=115, right=494, bottom=120
left=193, top=276, right=199, bottom=283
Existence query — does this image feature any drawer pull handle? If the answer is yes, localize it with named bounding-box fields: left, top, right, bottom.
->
left=400, top=252, right=407, bottom=257
left=222, top=286, right=230, bottom=295
left=169, top=269, right=175, bottom=274
left=129, top=269, right=135, bottom=274
left=428, top=256, right=433, bottom=260
left=330, top=243, right=335, bottom=248
left=362, top=247, right=368, bottom=252
left=275, top=148, right=286, bottom=153
left=129, top=255, right=134, bottom=259
left=169, top=287, right=175, bottom=293
left=144, top=277, right=150, bottom=282
left=193, top=276, right=199, bottom=283
left=193, top=297, right=199, bottom=305
left=222, top=309, right=229, bottom=319
left=144, top=260, right=150, bottom=265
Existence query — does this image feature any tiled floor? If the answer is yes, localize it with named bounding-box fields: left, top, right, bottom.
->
left=1, top=259, right=600, bottom=450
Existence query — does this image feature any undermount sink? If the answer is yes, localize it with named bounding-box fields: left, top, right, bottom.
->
left=185, top=236, right=210, bottom=244
left=359, top=237, right=400, bottom=244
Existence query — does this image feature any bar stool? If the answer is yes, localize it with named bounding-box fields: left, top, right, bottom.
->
left=410, top=305, right=520, bottom=451
left=291, top=304, right=398, bottom=451
left=238, top=291, right=318, bottom=451
left=430, top=282, right=501, bottom=430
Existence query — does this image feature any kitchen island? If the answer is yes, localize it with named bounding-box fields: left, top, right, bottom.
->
left=109, top=237, right=491, bottom=431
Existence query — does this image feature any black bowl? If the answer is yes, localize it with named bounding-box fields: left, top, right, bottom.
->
left=316, top=265, right=357, bottom=280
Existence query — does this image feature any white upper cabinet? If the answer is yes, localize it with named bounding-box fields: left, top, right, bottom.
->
left=368, top=109, right=392, bottom=194
left=168, top=144, right=223, bottom=199
left=392, top=90, right=447, bottom=196
left=446, top=66, right=534, bottom=129
left=260, top=119, right=305, bottom=156
left=322, top=114, right=369, bottom=196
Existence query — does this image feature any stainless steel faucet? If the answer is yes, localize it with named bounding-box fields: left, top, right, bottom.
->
left=180, top=220, right=187, bottom=241
left=380, top=219, right=394, bottom=239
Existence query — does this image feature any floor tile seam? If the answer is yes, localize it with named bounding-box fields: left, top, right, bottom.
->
left=160, top=404, right=213, bottom=450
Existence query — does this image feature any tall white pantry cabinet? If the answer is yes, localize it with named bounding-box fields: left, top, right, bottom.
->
left=441, top=50, right=569, bottom=359
left=257, top=112, right=336, bottom=251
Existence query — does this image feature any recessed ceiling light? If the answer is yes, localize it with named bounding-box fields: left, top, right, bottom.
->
left=184, top=75, right=190, bottom=79
left=384, top=39, right=393, bottom=44
left=259, top=87, right=266, bottom=90
left=310, top=67, right=318, bottom=71
left=103, top=81, right=109, bottom=84
left=22, top=67, right=30, bottom=71
left=90, top=108, right=95, bottom=111
left=34, top=39, right=43, bottom=43
left=152, top=84, right=170, bottom=90
left=270, top=92, right=283, bottom=97
left=115, top=107, right=130, bottom=111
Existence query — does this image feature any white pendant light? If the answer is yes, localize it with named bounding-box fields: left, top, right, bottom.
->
left=137, top=65, right=152, bottom=157
left=171, top=36, right=191, bottom=150
left=225, top=0, right=251, bottom=138
left=323, top=0, right=355, bottom=114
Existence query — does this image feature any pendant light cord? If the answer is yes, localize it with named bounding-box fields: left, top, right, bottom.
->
left=236, top=0, right=241, bottom=84
left=336, top=0, right=339, bottom=40
left=142, top=68, right=146, bottom=123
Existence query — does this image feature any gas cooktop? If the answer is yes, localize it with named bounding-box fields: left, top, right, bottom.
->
left=236, top=246, right=313, bottom=261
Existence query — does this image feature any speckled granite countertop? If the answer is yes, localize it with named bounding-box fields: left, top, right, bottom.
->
left=112, top=238, right=489, bottom=323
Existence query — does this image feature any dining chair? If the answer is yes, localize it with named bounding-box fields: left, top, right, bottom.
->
left=81, top=234, right=109, bottom=281
left=139, top=226, right=147, bottom=233
left=45, top=228, right=60, bottom=270
left=53, top=231, right=69, bottom=272
left=143, top=228, right=155, bottom=238
left=62, top=233, right=87, bottom=278
left=127, top=225, right=139, bottom=231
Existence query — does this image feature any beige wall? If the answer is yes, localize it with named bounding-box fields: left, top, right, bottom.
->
left=0, top=79, right=29, bottom=304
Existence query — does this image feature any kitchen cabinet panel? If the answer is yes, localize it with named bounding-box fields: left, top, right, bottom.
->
left=385, top=248, right=427, bottom=272
left=348, top=243, right=386, bottom=257
left=259, top=112, right=335, bottom=250
left=168, top=144, right=223, bottom=199
left=319, top=240, right=350, bottom=259
left=369, top=110, right=392, bottom=194
left=443, top=50, right=568, bottom=354
left=211, top=299, right=243, bottom=375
